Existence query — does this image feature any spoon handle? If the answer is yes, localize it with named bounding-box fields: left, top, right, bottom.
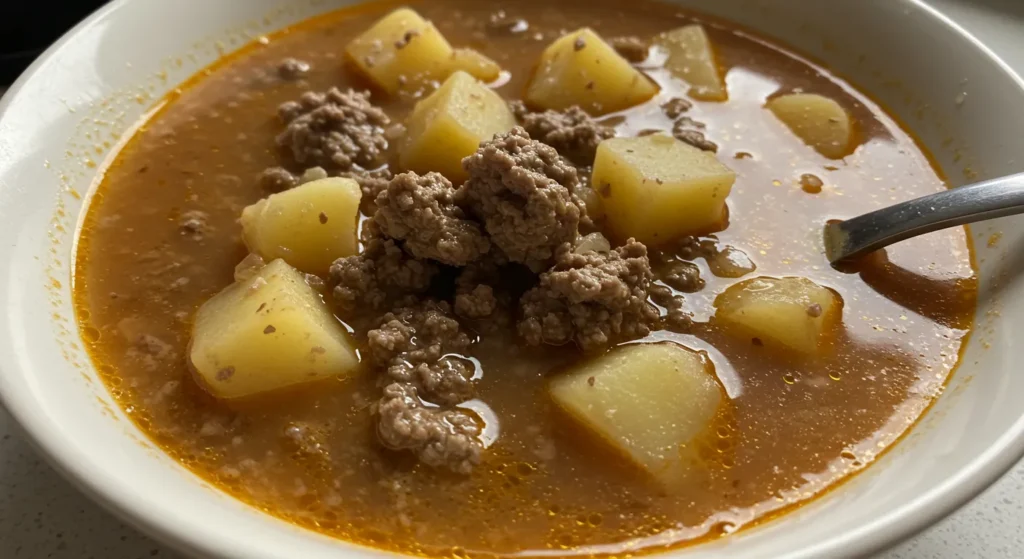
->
left=824, top=172, right=1024, bottom=264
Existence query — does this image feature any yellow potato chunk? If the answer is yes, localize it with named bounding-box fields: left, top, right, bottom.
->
left=767, top=93, right=855, bottom=159
left=550, top=342, right=724, bottom=488
left=189, top=259, right=360, bottom=400
left=345, top=8, right=454, bottom=94
left=345, top=9, right=504, bottom=94
left=655, top=25, right=727, bottom=102
left=591, top=134, right=736, bottom=246
left=450, top=48, right=502, bottom=82
left=400, top=71, right=516, bottom=182
left=241, top=177, right=361, bottom=276
left=715, top=276, right=843, bottom=354
left=525, top=28, right=659, bottom=115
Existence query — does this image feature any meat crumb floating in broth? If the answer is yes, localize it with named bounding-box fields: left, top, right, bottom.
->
left=73, top=0, right=977, bottom=556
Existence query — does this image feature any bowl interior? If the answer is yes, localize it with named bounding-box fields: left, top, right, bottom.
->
left=0, top=1, right=1022, bottom=558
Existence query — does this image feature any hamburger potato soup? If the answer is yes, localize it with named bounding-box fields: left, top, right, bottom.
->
left=73, top=0, right=978, bottom=556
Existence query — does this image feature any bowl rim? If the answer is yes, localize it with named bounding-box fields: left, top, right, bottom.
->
left=1, top=0, right=1023, bottom=558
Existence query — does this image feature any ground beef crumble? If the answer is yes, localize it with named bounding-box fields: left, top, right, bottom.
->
left=453, top=258, right=506, bottom=320
left=671, top=116, right=717, bottom=152
left=368, top=301, right=483, bottom=474
left=510, top=101, right=615, bottom=165
left=377, top=382, right=483, bottom=475
left=661, top=97, right=693, bottom=119
left=673, top=127, right=718, bottom=152
left=609, top=36, right=650, bottom=63
left=343, top=167, right=393, bottom=206
left=276, top=88, right=390, bottom=171
left=648, top=283, right=694, bottom=332
left=368, top=301, right=474, bottom=402
left=259, top=166, right=298, bottom=192
left=659, top=259, right=705, bottom=293
left=368, top=302, right=471, bottom=363
left=455, top=284, right=498, bottom=319
left=374, top=172, right=490, bottom=266
left=675, top=235, right=718, bottom=260
left=457, top=127, right=586, bottom=271
left=329, top=223, right=438, bottom=315
left=518, top=239, right=659, bottom=351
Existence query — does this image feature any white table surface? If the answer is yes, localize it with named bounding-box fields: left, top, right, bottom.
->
left=2, top=1, right=1023, bottom=557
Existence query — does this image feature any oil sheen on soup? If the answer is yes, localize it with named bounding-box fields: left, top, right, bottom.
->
left=73, top=0, right=977, bottom=556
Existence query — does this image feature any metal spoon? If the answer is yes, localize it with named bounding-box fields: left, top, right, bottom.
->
left=824, top=172, right=1024, bottom=265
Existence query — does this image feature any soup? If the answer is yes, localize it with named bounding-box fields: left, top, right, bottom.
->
left=73, top=0, right=977, bottom=556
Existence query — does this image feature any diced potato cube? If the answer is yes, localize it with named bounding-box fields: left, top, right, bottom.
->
left=549, top=342, right=724, bottom=488
left=189, top=259, right=360, bottom=400
left=345, top=8, right=455, bottom=94
left=714, top=276, right=843, bottom=354
left=450, top=48, right=502, bottom=82
left=241, top=177, right=361, bottom=276
left=766, top=93, right=855, bottom=159
left=655, top=25, right=727, bottom=102
left=591, top=134, right=736, bottom=246
left=400, top=71, right=516, bottom=182
left=525, top=28, right=659, bottom=115
left=345, top=9, right=505, bottom=94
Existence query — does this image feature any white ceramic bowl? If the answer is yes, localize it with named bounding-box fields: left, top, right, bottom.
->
left=0, top=1, right=1022, bottom=557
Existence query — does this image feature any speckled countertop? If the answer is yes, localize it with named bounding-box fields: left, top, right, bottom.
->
left=2, top=1, right=1023, bottom=558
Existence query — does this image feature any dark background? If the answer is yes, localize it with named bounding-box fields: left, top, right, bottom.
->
left=0, top=1, right=109, bottom=85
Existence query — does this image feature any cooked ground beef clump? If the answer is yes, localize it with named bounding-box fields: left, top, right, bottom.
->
left=518, top=239, right=658, bottom=350
left=675, top=235, right=717, bottom=260
left=510, top=101, right=615, bottom=165
left=259, top=166, right=298, bottom=192
left=368, top=301, right=483, bottom=473
left=455, top=284, right=498, bottom=319
left=457, top=127, right=586, bottom=271
left=671, top=116, right=717, bottom=152
left=368, top=302, right=471, bottom=365
left=376, top=382, right=483, bottom=475
left=661, top=97, right=693, bottom=119
left=329, top=223, right=438, bottom=315
left=673, top=127, right=718, bottom=152
left=374, top=172, right=490, bottom=266
left=453, top=257, right=507, bottom=320
left=368, top=301, right=475, bottom=405
left=343, top=167, right=393, bottom=207
left=609, top=36, right=650, bottom=63
left=277, top=88, right=390, bottom=171
left=659, top=259, right=705, bottom=293
left=648, top=283, right=694, bottom=332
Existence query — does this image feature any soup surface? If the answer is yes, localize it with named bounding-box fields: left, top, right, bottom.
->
left=74, top=0, right=977, bottom=556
